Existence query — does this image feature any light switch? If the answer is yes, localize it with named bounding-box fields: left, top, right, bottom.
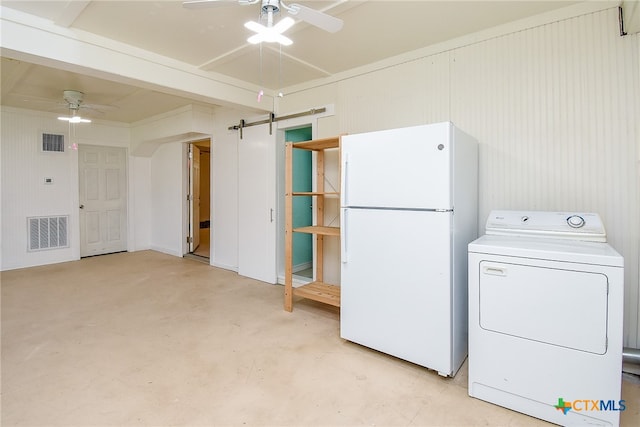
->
left=44, top=177, right=53, bottom=185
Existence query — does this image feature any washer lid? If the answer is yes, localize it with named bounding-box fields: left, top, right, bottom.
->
left=485, top=210, right=606, bottom=242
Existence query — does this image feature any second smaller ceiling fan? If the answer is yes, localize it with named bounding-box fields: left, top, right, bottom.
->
left=57, top=90, right=107, bottom=123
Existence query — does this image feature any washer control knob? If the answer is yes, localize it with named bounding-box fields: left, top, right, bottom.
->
left=567, top=215, right=585, bottom=228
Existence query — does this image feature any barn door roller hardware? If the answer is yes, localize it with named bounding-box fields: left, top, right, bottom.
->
left=229, top=107, right=327, bottom=139
left=619, top=6, right=627, bottom=36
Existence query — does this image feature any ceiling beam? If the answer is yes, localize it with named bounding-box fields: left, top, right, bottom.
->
left=54, top=1, right=91, bottom=28
left=0, top=6, right=271, bottom=112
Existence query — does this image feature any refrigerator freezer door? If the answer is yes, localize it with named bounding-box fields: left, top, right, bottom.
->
left=341, top=123, right=451, bottom=209
left=340, top=208, right=453, bottom=374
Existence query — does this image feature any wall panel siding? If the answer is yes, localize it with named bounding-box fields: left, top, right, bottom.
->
left=129, top=156, right=152, bottom=251
left=149, top=142, right=184, bottom=257
left=1, top=109, right=79, bottom=269
left=337, top=52, right=451, bottom=134
left=319, top=7, right=639, bottom=346
left=450, top=8, right=639, bottom=346
left=0, top=107, right=132, bottom=270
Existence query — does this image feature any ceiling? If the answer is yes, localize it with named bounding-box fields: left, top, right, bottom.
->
left=1, top=0, right=580, bottom=123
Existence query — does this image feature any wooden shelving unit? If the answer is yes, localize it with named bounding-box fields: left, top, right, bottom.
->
left=284, top=136, right=341, bottom=312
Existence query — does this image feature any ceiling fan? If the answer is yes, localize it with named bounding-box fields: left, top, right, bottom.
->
left=183, top=0, right=344, bottom=44
left=57, top=90, right=92, bottom=123
left=20, top=89, right=112, bottom=120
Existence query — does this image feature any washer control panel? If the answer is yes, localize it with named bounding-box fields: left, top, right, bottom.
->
left=566, top=215, right=585, bottom=228
left=485, top=210, right=606, bottom=242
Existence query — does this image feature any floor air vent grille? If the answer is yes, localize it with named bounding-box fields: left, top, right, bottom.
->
left=28, top=216, right=69, bottom=251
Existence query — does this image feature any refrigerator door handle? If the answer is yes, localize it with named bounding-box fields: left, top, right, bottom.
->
left=341, top=208, right=348, bottom=263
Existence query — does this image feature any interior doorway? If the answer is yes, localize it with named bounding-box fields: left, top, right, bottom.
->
left=187, top=139, right=211, bottom=261
left=286, top=127, right=313, bottom=278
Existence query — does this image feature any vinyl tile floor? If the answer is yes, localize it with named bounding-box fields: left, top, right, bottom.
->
left=2, top=250, right=639, bottom=426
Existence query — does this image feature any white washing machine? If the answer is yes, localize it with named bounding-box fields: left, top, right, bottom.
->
left=468, top=210, right=624, bottom=426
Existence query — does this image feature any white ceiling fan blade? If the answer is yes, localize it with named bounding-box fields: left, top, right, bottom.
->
left=251, top=33, right=291, bottom=45
left=244, top=20, right=268, bottom=33
left=247, top=30, right=293, bottom=45
left=287, top=3, right=343, bottom=33
left=18, top=94, right=67, bottom=107
left=182, top=0, right=256, bottom=9
left=75, top=105, right=114, bottom=117
left=247, top=34, right=264, bottom=44
left=274, top=34, right=293, bottom=46
left=273, top=16, right=295, bottom=33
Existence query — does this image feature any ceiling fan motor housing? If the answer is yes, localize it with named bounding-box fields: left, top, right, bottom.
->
left=261, top=0, right=281, bottom=14
left=63, top=89, right=84, bottom=110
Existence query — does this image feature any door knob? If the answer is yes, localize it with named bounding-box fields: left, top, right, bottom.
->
left=79, top=204, right=84, bottom=209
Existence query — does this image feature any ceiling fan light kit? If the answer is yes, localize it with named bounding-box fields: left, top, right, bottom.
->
left=245, top=16, right=294, bottom=45
left=57, top=90, right=92, bottom=124
left=53, top=89, right=92, bottom=151
left=182, top=0, right=345, bottom=100
left=183, top=0, right=344, bottom=44
left=58, top=115, right=91, bottom=124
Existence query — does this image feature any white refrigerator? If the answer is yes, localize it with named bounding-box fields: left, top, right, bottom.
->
left=340, top=122, right=478, bottom=377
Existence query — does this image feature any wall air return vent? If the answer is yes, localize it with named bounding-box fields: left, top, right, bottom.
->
left=28, top=216, right=69, bottom=251
left=42, top=133, right=65, bottom=152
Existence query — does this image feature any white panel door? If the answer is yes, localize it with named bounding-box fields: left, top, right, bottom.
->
left=79, top=145, right=127, bottom=257
left=340, top=208, right=452, bottom=373
left=238, top=124, right=277, bottom=283
left=189, top=144, right=201, bottom=252
left=341, top=123, right=452, bottom=209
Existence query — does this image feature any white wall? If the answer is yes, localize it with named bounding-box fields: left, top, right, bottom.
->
left=131, top=105, right=215, bottom=156
left=0, top=105, right=214, bottom=269
left=277, top=5, right=640, bottom=347
left=149, top=142, right=185, bottom=257
left=129, top=155, right=151, bottom=251
left=210, top=109, right=242, bottom=271
left=449, top=9, right=638, bottom=347
left=0, top=107, right=130, bottom=270
left=128, top=104, right=216, bottom=257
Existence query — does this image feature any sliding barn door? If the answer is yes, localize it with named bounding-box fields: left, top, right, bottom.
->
left=238, top=124, right=277, bottom=283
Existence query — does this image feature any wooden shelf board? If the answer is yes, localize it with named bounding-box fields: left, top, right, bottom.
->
left=292, top=137, right=340, bottom=150
left=293, top=226, right=340, bottom=236
left=292, top=192, right=339, bottom=197
left=293, top=281, right=340, bottom=307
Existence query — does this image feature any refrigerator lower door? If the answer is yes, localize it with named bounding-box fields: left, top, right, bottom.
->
left=340, top=208, right=453, bottom=374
